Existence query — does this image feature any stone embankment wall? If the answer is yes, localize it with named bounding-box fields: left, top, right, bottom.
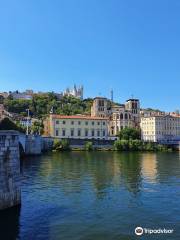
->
left=41, top=137, right=54, bottom=151
left=25, top=135, right=42, bottom=155
left=0, top=131, right=21, bottom=210
left=42, top=137, right=114, bottom=150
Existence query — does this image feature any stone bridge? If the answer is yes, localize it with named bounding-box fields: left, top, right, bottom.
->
left=0, top=131, right=21, bottom=210
left=19, top=134, right=42, bottom=155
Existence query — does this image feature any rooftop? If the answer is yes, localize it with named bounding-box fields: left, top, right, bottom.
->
left=50, top=114, right=109, bottom=120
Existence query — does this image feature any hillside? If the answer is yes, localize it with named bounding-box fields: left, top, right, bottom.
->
left=3, top=93, right=93, bottom=119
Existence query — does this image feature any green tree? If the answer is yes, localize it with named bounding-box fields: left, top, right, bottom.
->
left=31, top=121, right=44, bottom=135
left=118, top=127, right=141, bottom=140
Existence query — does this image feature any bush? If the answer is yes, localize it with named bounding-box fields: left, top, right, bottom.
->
left=129, top=139, right=143, bottom=151
left=84, top=141, right=93, bottom=151
left=53, top=139, right=70, bottom=151
left=114, top=140, right=129, bottom=151
left=114, top=139, right=172, bottom=152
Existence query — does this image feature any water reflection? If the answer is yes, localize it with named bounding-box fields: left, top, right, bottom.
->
left=1, top=152, right=180, bottom=240
left=141, top=153, right=158, bottom=183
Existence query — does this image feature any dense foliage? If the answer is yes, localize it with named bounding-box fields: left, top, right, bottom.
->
left=31, top=121, right=44, bottom=135
left=53, top=139, right=70, bottom=151
left=118, top=127, right=141, bottom=140
left=84, top=141, right=93, bottom=151
left=3, top=93, right=93, bottom=118
left=114, top=140, right=172, bottom=152
left=0, top=118, right=25, bottom=133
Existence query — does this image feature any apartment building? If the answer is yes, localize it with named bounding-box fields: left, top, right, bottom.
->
left=44, top=114, right=109, bottom=139
left=140, top=115, right=180, bottom=142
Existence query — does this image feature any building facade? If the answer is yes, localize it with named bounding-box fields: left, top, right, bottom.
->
left=109, top=105, right=133, bottom=136
left=91, top=97, right=112, bottom=117
left=140, top=115, right=180, bottom=142
left=44, top=114, right=109, bottom=139
left=125, top=99, right=140, bottom=127
left=90, top=97, right=140, bottom=137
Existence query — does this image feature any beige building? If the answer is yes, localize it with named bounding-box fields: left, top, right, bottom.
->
left=125, top=99, right=140, bottom=127
left=109, top=105, right=133, bottom=136
left=141, top=115, right=180, bottom=142
left=91, top=97, right=140, bottom=137
left=91, top=97, right=112, bottom=118
left=44, top=114, right=109, bottom=139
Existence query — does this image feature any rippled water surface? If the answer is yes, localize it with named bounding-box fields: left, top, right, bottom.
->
left=1, top=152, right=180, bottom=240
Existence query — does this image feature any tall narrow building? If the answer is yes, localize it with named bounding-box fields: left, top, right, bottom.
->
left=125, top=99, right=140, bottom=127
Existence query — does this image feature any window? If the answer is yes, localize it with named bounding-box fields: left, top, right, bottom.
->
left=103, top=122, right=105, bottom=125
left=71, top=121, right=74, bottom=125
left=63, top=120, right=66, bottom=124
left=56, top=120, right=59, bottom=124
left=120, top=114, right=123, bottom=119
left=92, top=121, right=94, bottom=125
left=97, top=130, right=100, bottom=137
left=91, top=129, right=94, bottom=137
left=71, top=129, right=74, bottom=137
left=85, top=129, right=88, bottom=137
left=56, top=130, right=59, bottom=136
left=78, top=129, right=81, bottom=137
left=78, top=121, right=81, bottom=125
left=103, top=130, right=106, bottom=136
left=62, top=129, right=66, bottom=136
left=97, top=122, right=100, bottom=125
left=85, top=121, right=88, bottom=125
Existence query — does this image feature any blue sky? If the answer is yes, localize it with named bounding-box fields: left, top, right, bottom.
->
left=0, top=0, right=180, bottom=111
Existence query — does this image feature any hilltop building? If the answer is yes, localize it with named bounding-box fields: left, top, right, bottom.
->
left=63, top=85, right=83, bottom=99
left=0, top=90, right=33, bottom=100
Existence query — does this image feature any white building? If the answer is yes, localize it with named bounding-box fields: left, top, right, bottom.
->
left=10, top=91, right=33, bottom=100
left=140, top=115, right=180, bottom=142
left=63, top=85, right=83, bottom=99
left=44, top=114, right=109, bottom=139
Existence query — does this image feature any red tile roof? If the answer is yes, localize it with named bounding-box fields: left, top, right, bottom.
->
left=51, top=114, right=108, bottom=120
left=51, top=114, right=109, bottom=120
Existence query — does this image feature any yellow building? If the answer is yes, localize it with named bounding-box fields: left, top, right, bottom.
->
left=140, top=115, right=180, bottom=142
left=44, top=114, right=109, bottom=139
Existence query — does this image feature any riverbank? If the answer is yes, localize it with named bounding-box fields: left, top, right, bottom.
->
left=51, top=139, right=175, bottom=152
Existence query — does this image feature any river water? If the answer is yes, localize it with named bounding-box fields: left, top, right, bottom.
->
left=0, top=152, right=180, bottom=240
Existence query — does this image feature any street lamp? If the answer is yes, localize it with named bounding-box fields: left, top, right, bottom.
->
left=26, top=109, right=30, bottom=135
